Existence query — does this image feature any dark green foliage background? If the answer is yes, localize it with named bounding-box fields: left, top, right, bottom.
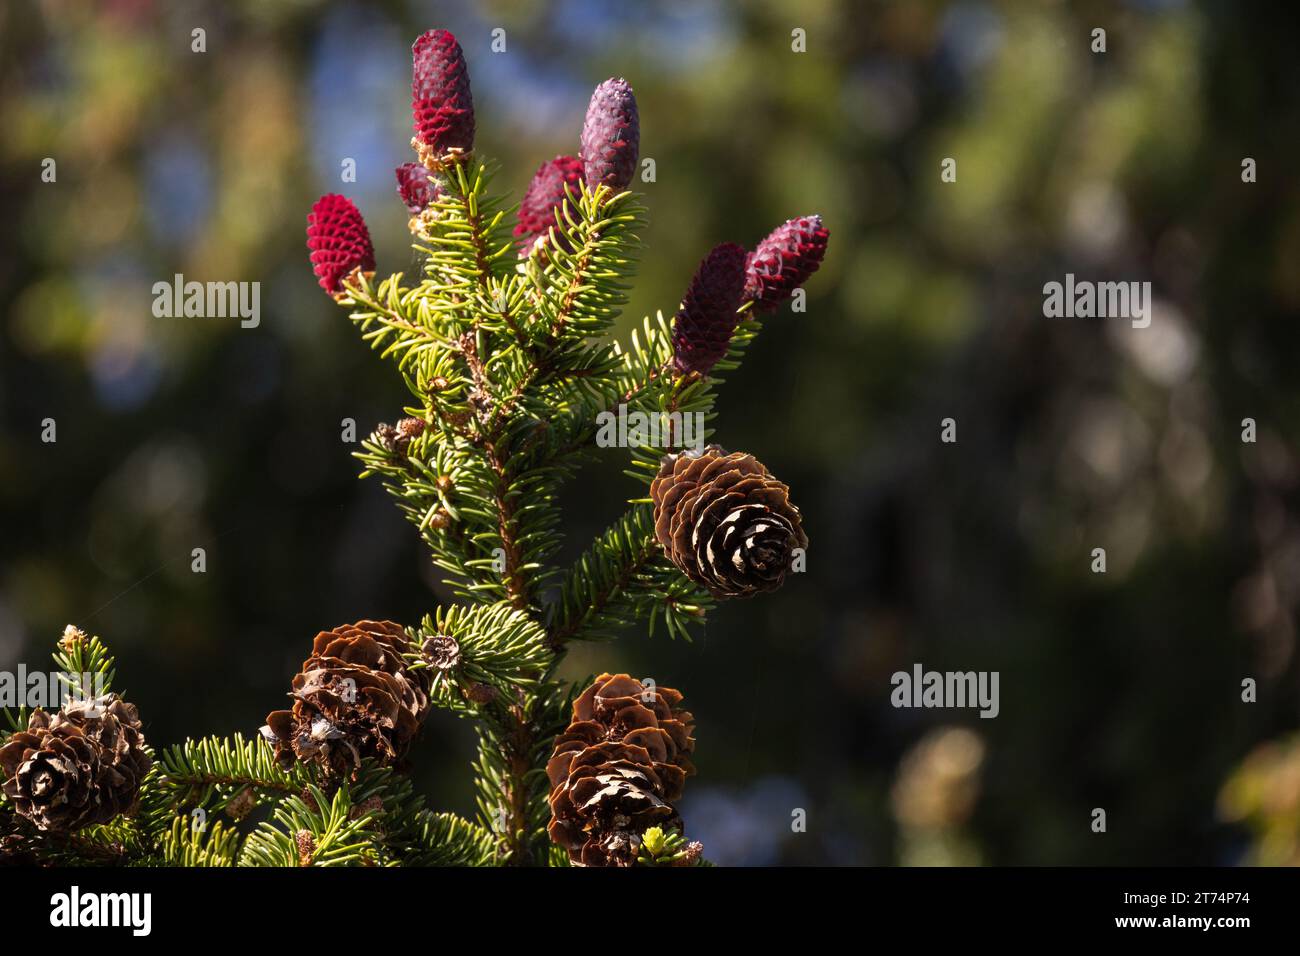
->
left=1, top=0, right=1297, bottom=865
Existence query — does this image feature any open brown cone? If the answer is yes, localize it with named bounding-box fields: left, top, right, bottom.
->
left=0, top=695, right=151, bottom=833
left=261, top=620, right=430, bottom=778
left=546, top=673, right=695, bottom=866
left=651, top=445, right=808, bottom=598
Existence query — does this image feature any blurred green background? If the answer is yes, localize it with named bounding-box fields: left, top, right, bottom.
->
left=2, top=0, right=1299, bottom=865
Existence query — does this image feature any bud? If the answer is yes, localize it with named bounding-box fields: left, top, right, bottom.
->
left=671, top=243, right=748, bottom=377
left=395, top=162, right=441, bottom=216
left=295, top=829, right=315, bottom=867
left=306, top=194, right=375, bottom=295
left=395, top=417, right=426, bottom=443
left=743, top=215, right=830, bottom=310
left=58, top=625, right=88, bottom=654
left=515, top=155, right=584, bottom=255
left=224, top=787, right=257, bottom=821
left=411, top=29, right=474, bottom=160
left=580, top=78, right=639, bottom=193
left=373, top=423, right=399, bottom=453
left=349, top=795, right=384, bottom=820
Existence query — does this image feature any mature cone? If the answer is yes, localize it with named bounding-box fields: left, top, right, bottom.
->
left=411, top=29, right=474, bottom=156
left=515, top=154, right=584, bottom=255
left=395, top=162, right=442, bottom=216
left=580, top=78, right=639, bottom=192
left=547, top=674, right=695, bottom=867
left=0, top=696, right=151, bottom=833
left=651, top=445, right=807, bottom=598
left=306, top=194, right=375, bottom=295
left=743, top=214, right=830, bottom=310
left=261, top=620, right=430, bottom=777
left=671, top=243, right=748, bottom=377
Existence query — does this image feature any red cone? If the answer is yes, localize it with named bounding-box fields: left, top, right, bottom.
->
left=411, top=29, right=474, bottom=155
left=307, top=195, right=375, bottom=295
left=515, top=155, right=584, bottom=254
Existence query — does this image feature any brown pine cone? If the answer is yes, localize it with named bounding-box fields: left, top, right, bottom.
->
left=0, top=696, right=151, bottom=833
left=650, top=445, right=808, bottom=598
left=261, top=620, right=430, bottom=778
left=546, top=673, right=695, bottom=867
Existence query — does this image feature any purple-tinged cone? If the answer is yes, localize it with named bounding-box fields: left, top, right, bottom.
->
left=411, top=29, right=474, bottom=157
left=671, top=243, right=748, bottom=377
left=580, top=78, right=639, bottom=193
left=743, top=215, right=830, bottom=310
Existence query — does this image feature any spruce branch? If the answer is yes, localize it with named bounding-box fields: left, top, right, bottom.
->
left=352, top=764, right=495, bottom=865
left=51, top=624, right=117, bottom=700
left=547, top=504, right=712, bottom=645
left=526, top=185, right=643, bottom=345
left=239, top=783, right=380, bottom=867
left=414, top=160, right=515, bottom=337
left=473, top=681, right=573, bottom=866
left=618, top=309, right=765, bottom=480
left=161, top=814, right=241, bottom=867
left=401, top=810, right=496, bottom=866
left=155, top=733, right=312, bottom=818
left=408, top=603, right=553, bottom=715
left=340, top=273, right=451, bottom=376
left=9, top=28, right=824, bottom=870
left=16, top=820, right=147, bottom=867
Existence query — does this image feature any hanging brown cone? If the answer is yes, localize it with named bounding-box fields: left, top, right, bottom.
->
left=260, top=620, right=430, bottom=778
left=650, top=445, right=808, bottom=598
left=546, top=673, right=695, bottom=867
left=0, top=696, right=151, bottom=833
